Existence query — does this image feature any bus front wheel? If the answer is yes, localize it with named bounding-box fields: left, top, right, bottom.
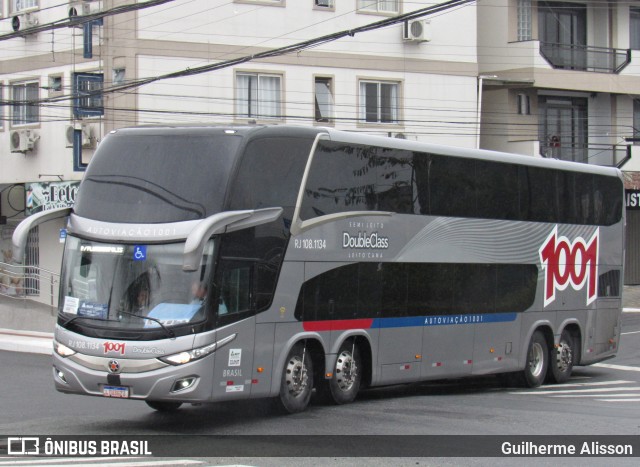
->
left=277, top=342, right=313, bottom=414
left=145, top=400, right=182, bottom=412
left=329, top=339, right=362, bottom=405
left=522, top=330, right=548, bottom=388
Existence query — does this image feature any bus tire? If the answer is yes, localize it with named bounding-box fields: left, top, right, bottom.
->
left=329, top=339, right=362, bottom=405
left=548, top=329, right=575, bottom=384
left=277, top=342, right=313, bottom=414
left=145, top=400, right=182, bottom=412
left=522, top=330, right=548, bottom=388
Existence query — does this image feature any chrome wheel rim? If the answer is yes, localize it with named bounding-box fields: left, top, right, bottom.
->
left=284, top=355, right=308, bottom=397
left=335, top=350, right=358, bottom=392
left=529, top=342, right=545, bottom=378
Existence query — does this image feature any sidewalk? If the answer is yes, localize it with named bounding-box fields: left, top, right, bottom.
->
left=0, top=295, right=56, bottom=355
left=1, top=287, right=640, bottom=356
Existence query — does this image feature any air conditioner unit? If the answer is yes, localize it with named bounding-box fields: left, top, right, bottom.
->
left=403, top=19, right=431, bottom=42
left=11, top=13, right=38, bottom=33
left=69, top=0, right=102, bottom=18
left=10, top=130, right=39, bottom=153
left=65, top=124, right=96, bottom=149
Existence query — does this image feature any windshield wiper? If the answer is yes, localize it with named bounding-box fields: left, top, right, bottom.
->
left=61, top=312, right=175, bottom=339
left=117, top=309, right=176, bottom=339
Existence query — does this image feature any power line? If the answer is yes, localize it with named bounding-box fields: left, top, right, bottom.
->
left=37, top=0, right=477, bottom=104
left=0, top=0, right=181, bottom=42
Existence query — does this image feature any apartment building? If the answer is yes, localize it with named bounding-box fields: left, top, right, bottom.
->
left=477, top=0, right=640, bottom=282
left=2, top=1, right=639, bottom=303
left=0, top=0, right=480, bottom=303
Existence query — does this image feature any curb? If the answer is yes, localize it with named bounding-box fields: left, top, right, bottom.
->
left=0, top=328, right=53, bottom=355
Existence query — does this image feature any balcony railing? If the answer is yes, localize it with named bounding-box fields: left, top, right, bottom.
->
left=539, top=42, right=631, bottom=74
left=540, top=143, right=631, bottom=167
left=0, top=261, right=59, bottom=308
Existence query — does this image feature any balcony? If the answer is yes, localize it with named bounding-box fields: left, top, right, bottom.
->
left=540, top=143, right=631, bottom=167
left=539, top=42, right=631, bottom=74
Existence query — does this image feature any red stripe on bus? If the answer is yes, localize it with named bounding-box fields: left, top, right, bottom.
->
left=303, top=319, right=374, bottom=332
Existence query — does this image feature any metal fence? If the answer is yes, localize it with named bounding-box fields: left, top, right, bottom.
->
left=0, top=261, right=59, bottom=308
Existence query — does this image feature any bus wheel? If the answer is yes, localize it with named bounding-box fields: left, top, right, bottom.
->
left=522, top=330, right=548, bottom=388
left=277, top=343, right=313, bottom=414
left=145, top=400, right=182, bottom=412
left=548, top=329, right=575, bottom=384
left=329, top=339, right=362, bottom=405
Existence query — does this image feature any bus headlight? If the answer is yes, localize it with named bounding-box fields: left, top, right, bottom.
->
left=159, top=342, right=217, bottom=366
left=54, top=341, right=76, bottom=357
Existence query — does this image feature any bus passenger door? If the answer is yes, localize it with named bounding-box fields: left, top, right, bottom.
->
left=211, top=260, right=256, bottom=400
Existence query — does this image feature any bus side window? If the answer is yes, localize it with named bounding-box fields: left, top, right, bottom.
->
left=218, top=262, right=251, bottom=315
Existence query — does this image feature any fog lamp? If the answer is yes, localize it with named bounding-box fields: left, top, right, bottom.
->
left=171, top=377, right=197, bottom=393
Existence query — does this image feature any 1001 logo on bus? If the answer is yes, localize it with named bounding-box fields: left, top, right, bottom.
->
left=539, top=226, right=599, bottom=307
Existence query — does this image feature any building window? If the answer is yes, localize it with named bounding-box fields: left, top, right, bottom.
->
left=12, top=0, right=38, bottom=13
left=358, top=1, right=399, bottom=14
left=112, top=68, right=125, bottom=85
left=360, top=80, right=399, bottom=124
left=631, top=8, right=640, bottom=50
left=315, top=77, right=334, bottom=123
left=315, top=0, right=334, bottom=8
left=48, top=75, right=63, bottom=96
left=12, top=81, right=39, bottom=126
left=634, top=99, right=640, bottom=145
left=517, top=93, right=531, bottom=115
left=236, top=72, right=282, bottom=119
left=517, top=0, right=532, bottom=41
left=73, top=72, right=104, bottom=118
left=233, top=0, right=284, bottom=5
left=0, top=84, right=4, bottom=131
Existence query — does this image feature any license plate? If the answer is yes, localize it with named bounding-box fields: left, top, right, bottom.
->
left=103, top=385, right=129, bottom=398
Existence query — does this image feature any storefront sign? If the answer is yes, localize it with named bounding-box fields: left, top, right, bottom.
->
left=626, top=190, right=640, bottom=210
left=25, top=181, right=80, bottom=216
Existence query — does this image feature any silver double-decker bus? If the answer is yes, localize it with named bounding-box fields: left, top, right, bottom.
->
left=13, top=125, right=625, bottom=413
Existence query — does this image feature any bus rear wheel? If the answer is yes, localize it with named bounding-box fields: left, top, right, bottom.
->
left=145, top=400, right=182, bottom=412
left=548, top=329, right=575, bottom=384
left=522, top=330, right=548, bottom=388
left=328, top=339, right=362, bottom=405
left=277, top=342, right=313, bottom=414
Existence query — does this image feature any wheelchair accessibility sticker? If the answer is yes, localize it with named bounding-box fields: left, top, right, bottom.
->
left=133, top=245, right=147, bottom=261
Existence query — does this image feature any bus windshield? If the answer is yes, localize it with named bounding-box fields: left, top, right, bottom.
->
left=59, top=236, right=215, bottom=331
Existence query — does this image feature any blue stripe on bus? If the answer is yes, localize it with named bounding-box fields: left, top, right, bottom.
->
left=370, top=312, right=518, bottom=329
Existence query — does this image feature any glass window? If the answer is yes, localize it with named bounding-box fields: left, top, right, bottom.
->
left=59, top=237, right=215, bottom=333
left=112, top=68, right=125, bottom=85
left=11, top=81, right=39, bottom=126
left=429, top=154, right=476, bottom=218
left=359, top=80, right=399, bottom=123
left=73, top=72, right=103, bottom=118
left=517, top=0, right=532, bottom=41
left=74, top=131, right=241, bottom=223
left=315, top=0, right=334, bottom=8
left=476, top=160, right=521, bottom=220
left=48, top=75, right=63, bottom=94
left=12, top=0, right=38, bottom=13
left=517, top=93, right=531, bottom=115
left=295, top=262, right=538, bottom=321
left=314, top=76, right=334, bottom=123
left=0, top=84, right=4, bottom=130
left=301, top=140, right=622, bottom=226
left=634, top=99, right=640, bottom=145
left=631, top=8, right=640, bottom=50
left=229, top=135, right=313, bottom=211
left=358, top=1, right=398, bottom=14
left=217, top=261, right=252, bottom=316
left=374, top=147, right=414, bottom=213
left=236, top=72, right=282, bottom=119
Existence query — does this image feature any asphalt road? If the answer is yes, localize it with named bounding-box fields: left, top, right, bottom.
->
left=0, top=311, right=638, bottom=466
